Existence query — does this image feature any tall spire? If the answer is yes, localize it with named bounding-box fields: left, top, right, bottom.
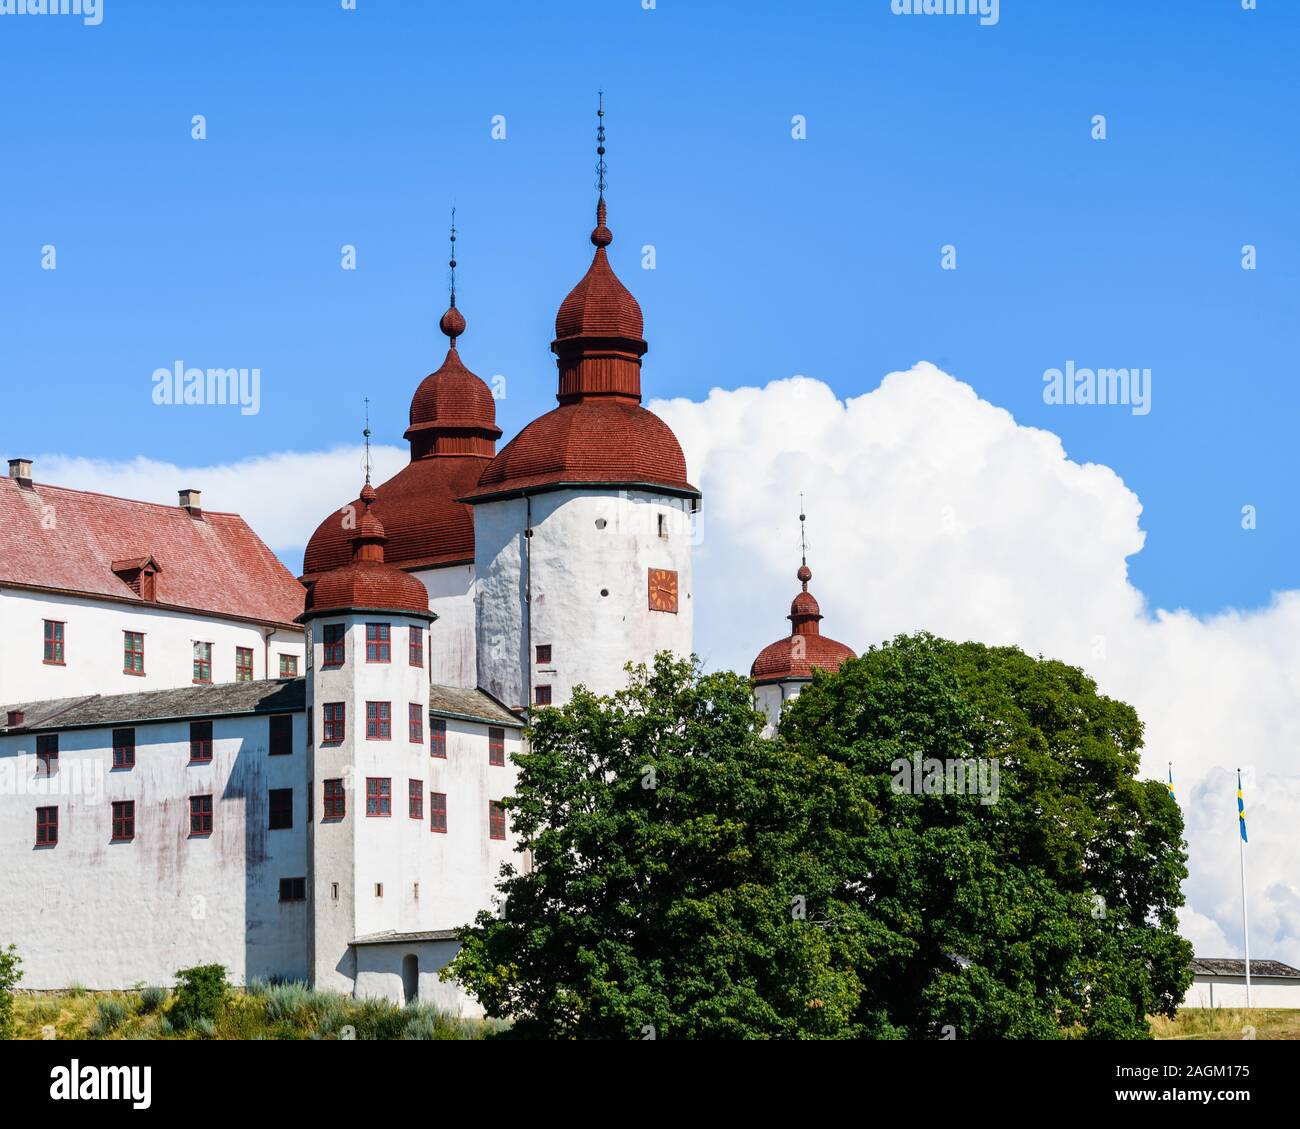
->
left=592, top=92, right=613, bottom=248
left=363, top=397, right=373, bottom=485
left=439, top=207, right=467, bottom=346
left=797, top=499, right=812, bottom=590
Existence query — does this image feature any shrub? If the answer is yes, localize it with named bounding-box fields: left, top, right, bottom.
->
left=90, top=997, right=128, bottom=1037
left=0, top=945, right=22, bottom=1039
left=348, top=998, right=406, bottom=1040
left=138, top=986, right=168, bottom=1014
left=264, top=982, right=311, bottom=1022
left=194, top=1017, right=216, bottom=1038
left=170, top=964, right=229, bottom=1031
left=246, top=978, right=270, bottom=998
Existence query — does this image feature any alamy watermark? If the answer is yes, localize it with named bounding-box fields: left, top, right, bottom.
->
left=152, top=361, right=261, bottom=416
left=1042, top=361, right=1151, bottom=416
left=891, top=0, right=999, bottom=27
left=891, top=754, right=1000, bottom=805
left=0, top=0, right=102, bottom=25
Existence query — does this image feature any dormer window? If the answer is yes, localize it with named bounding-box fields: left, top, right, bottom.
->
left=111, top=556, right=162, bottom=602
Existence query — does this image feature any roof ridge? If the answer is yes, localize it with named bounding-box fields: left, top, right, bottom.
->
left=1, top=478, right=243, bottom=519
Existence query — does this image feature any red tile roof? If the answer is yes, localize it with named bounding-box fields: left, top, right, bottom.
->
left=750, top=565, right=855, bottom=684
left=0, top=477, right=305, bottom=627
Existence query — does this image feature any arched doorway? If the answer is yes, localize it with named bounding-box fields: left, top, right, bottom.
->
left=401, top=954, right=419, bottom=1004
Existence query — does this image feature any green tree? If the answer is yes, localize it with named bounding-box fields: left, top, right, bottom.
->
left=779, top=633, right=1193, bottom=1038
left=0, top=944, right=22, bottom=1039
left=446, top=654, right=867, bottom=1038
left=169, top=964, right=229, bottom=1031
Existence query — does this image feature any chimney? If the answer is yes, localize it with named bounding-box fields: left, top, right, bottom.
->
left=179, top=488, right=203, bottom=519
left=6, top=709, right=24, bottom=728
left=8, top=458, right=33, bottom=489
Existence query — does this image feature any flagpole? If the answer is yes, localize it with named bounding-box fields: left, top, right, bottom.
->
left=1238, top=767, right=1252, bottom=1008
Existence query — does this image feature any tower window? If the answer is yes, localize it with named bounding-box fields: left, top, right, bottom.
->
left=190, top=794, right=213, bottom=836
left=430, top=791, right=447, bottom=834
left=657, top=513, right=668, bottom=538
left=43, top=620, right=65, bottom=665
left=323, top=778, right=346, bottom=820
left=331, top=882, right=339, bottom=901
left=322, top=624, right=345, bottom=668
left=409, top=703, right=424, bottom=743
left=279, top=877, right=307, bottom=903
left=322, top=702, right=345, bottom=745
left=189, top=720, right=213, bottom=763
left=193, top=641, right=212, bottom=683
left=268, top=788, right=294, bottom=830
left=111, top=800, right=135, bottom=842
left=375, top=883, right=384, bottom=898
left=489, top=726, right=505, bottom=766
left=366, top=777, right=391, bottom=817
left=269, top=714, right=294, bottom=756
left=123, top=630, right=145, bottom=675
left=408, top=778, right=423, bottom=820
left=112, top=727, right=136, bottom=770
left=534, top=685, right=552, bottom=706
left=366, top=701, right=392, bottom=740
left=430, top=718, right=446, bottom=758
left=235, top=646, right=254, bottom=682
left=489, top=800, right=507, bottom=841
left=36, top=806, right=58, bottom=846
left=594, top=518, right=607, bottom=530
left=365, top=623, right=391, bottom=663
left=36, top=734, right=58, bottom=778
left=535, top=644, right=551, bottom=664
left=409, top=626, right=424, bottom=668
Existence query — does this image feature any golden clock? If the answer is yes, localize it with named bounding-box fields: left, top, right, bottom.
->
left=648, top=568, right=679, bottom=613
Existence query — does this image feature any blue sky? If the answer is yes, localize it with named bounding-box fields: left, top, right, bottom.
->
left=2, top=0, right=1297, bottom=614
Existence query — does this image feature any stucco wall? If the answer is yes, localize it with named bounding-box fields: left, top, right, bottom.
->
left=0, top=710, right=309, bottom=989
left=0, top=587, right=303, bottom=705
left=475, top=489, right=695, bottom=709
left=1183, top=976, right=1300, bottom=1008
left=414, top=564, right=477, bottom=690
left=353, top=939, right=481, bottom=1015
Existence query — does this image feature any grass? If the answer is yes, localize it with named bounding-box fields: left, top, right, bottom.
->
left=12, top=986, right=498, bottom=1041
left=1150, top=1008, right=1300, bottom=1041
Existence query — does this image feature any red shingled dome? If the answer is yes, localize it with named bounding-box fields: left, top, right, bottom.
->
left=304, top=487, right=431, bottom=619
left=554, top=200, right=644, bottom=343
left=750, top=563, right=855, bottom=685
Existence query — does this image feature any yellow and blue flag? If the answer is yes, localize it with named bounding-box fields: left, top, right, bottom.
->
left=1237, top=769, right=1248, bottom=843
left=1167, top=763, right=1175, bottom=799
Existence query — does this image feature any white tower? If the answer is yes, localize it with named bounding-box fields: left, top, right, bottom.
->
left=467, top=105, right=700, bottom=711
left=301, top=483, right=438, bottom=993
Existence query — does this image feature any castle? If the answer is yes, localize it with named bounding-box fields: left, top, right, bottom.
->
left=0, top=133, right=855, bottom=1010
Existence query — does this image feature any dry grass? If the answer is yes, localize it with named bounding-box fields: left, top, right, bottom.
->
left=1150, top=1008, right=1300, bottom=1040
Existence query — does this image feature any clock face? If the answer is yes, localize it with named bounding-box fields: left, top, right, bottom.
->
left=648, top=568, right=679, bottom=613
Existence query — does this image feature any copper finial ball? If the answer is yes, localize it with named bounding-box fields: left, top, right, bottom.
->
left=440, top=306, right=467, bottom=340
left=797, top=564, right=812, bottom=584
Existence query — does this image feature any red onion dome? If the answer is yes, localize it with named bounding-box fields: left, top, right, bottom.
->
left=750, top=563, right=855, bottom=685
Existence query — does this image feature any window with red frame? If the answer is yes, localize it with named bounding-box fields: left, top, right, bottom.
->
left=409, top=703, right=423, bottom=743
left=430, top=791, right=447, bottom=833
left=365, top=777, right=391, bottom=817
left=365, top=623, right=390, bottom=663
left=322, top=624, right=345, bottom=668
left=534, top=685, right=552, bottom=706
left=489, top=726, right=505, bottom=767
left=193, top=641, right=212, bottom=683
left=189, top=794, right=213, bottom=835
left=36, top=806, right=57, bottom=846
left=35, top=734, right=58, bottom=778
left=535, top=643, right=551, bottom=664
left=409, top=626, right=423, bottom=667
left=123, top=630, right=145, bottom=675
left=323, top=778, right=345, bottom=820
left=111, top=800, right=135, bottom=842
left=430, top=718, right=446, bottom=758
left=322, top=703, right=345, bottom=745
left=489, top=800, right=506, bottom=840
left=235, top=646, right=254, bottom=682
left=112, top=727, right=135, bottom=769
left=43, top=620, right=65, bottom=664
left=189, top=720, right=213, bottom=763
left=279, top=653, right=298, bottom=677
left=409, top=778, right=423, bottom=819
left=366, top=701, right=391, bottom=740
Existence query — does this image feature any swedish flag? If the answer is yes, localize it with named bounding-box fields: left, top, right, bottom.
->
left=1237, top=769, right=1248, bottom=844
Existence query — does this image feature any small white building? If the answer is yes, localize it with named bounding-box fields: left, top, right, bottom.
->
left=1183, top=958, right=1300, bottom=1008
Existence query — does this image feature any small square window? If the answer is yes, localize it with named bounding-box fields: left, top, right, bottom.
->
left=430, top=718, right=446, bottom=758
left=268, top=788, right=294, bottom=830
left=279, top=653, right=299, bottom=677
left=112, top=727, right=136, bottom=769
left=36, top=806, right=58, bottom=846
left=365, top=623, right=391, bottom=663
left=535, top=644, right=551, bottom=665
left=269, top=714, right=293, bottom=756
left=235, top=646, right=254, bottom=682
left=534, top=685, right=552, bottom=706
left=489, top=726, right=505, bottom=767
left=189, top=794, right=213, bottom=836
left=189, top=720, right=213, bottom=763
left=278, top=877, right=307, bottom=903
left=366, top=777, right=391, bottom=817
left=430, top=791, right=447, bottom=834
left=111, top=800, right=135, bottom=842
left=366, top=701, right=391, bottom=741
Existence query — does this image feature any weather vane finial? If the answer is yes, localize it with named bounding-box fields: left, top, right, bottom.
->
left=448, top=206, right=457, bottom=309
left=363, top=397, right=373, bottom=486
left=799, top=494, right=808, bottom=567
left=596, top=90, right=607, bottom=200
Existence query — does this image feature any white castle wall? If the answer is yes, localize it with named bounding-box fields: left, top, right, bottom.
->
left=475, top=489, right=696, bottom=709
left=0, top=588, right=303, bottom=705
left=754, top=680, right=809, bottom=737
left=414, top=563, right=477, bottom=689
left=1183, top=975, right=1300, bottom=1008
left=0, top=711, right=309, bottom=989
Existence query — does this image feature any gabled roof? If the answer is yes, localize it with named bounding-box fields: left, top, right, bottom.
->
left=0, top=477, right=305, bottom=627
left=1190, top=958, right=1300, bottom=978
left=428, top=685, right=524, bottom=728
